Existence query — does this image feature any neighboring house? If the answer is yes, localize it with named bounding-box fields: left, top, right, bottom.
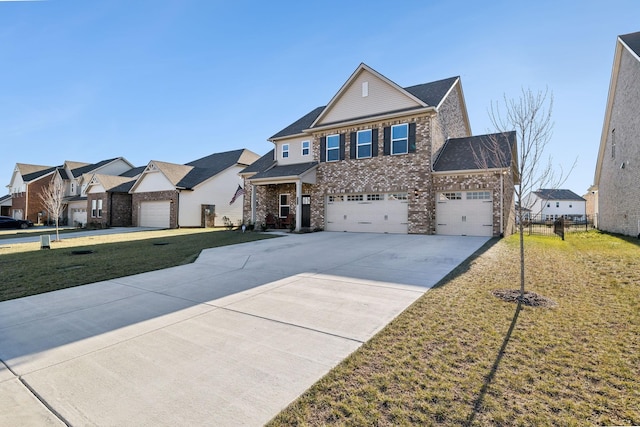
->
left=0, top=194, right=11, bottom=216
left=130, top=149, right=259, bottom=228
left=523, top=189, right=586, bottom=222
left=593, top=31, right=640, bottom=237
left=242, top=63, right=517, bottom=236
left=6, top=163, right=59, bottom=223
left=84, top=167, right=145, bottom=227
left=57, top=158, right=135, bottom=226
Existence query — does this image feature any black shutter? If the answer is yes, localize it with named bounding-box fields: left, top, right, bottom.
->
left=320, top=137, right=326, bottom=162
left=339, top=134, right=346, bottom=160
left=383, top=127, right=391, bottom=155
left=408, top=122, right=417, bottom=153
left=350, top=132, right=357, bottom=159
left=372, top=128, right=378, bottom=157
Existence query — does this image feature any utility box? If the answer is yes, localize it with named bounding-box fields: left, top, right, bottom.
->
left=40, top=235, right=51, bottom=250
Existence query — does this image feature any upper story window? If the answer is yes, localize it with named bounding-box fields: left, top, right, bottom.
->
left=357, top=130, right=372, bottom=159
left=71, top=182, right=76, bottom=195
left=301, top=140, right=310, bottom=156
left=556, top=202, right=560, bottom=208
left=326, top=134, right=340, bottom=162
left=282, top=144, right=289, bottom=159
left=391, top=124, right=408, bottom=155
left=611, top=128, right=616, bottom=158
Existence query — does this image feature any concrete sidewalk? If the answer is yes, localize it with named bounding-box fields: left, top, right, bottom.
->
left=0, top=232, right=490, bottom=426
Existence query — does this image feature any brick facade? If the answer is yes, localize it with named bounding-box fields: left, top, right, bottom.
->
left=132, top=190, right=179, bottom=228
left=87, top=192, right=133, bottom=227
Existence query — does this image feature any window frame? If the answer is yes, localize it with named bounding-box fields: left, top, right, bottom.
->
left=391, top=124, right=409, bottom=155
left=282, top=144, right=289, bottom=159
left=301, top=140, right=310, bottom=156
left=279, top=194, right=290, bottom=218
left=91, top=199, right=97, bottom=218
left=97, top=199, right=103, bottom=218
left=356, top=130, right=372, bottom=159
left=326, top=134, right=340, bottom=162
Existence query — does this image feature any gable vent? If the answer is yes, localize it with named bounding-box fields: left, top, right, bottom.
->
left=362, top=81, right=369, bottom=97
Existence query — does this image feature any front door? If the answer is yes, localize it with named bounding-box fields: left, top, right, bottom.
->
left=302, top=195, right=311, bottom=228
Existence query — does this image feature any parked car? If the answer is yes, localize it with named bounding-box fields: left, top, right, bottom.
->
left=0, top=216, right=34, bottom=229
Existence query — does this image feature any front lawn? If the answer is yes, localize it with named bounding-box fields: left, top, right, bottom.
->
left=269, top=231, right=640, bottom=426
left=0, top=228, right=277, bottom=302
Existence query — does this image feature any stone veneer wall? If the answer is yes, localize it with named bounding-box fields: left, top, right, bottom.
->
left=131, top=190, right=179, bottom=229
left=432, top=84, right=471, bottom=156
left=597, top=47, right=640, bottom=236
left=86, top=193, right=109, bottom=227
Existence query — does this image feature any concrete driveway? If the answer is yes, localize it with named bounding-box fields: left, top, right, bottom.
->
left=0, top=232, right=490, bottom=426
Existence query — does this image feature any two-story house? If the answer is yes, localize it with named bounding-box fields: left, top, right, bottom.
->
left=593, top=31, right=640, bottom=237
left=242, top=63, right=517, bottom=236
left=7, top=163, right=60, bottom=223
left=522, top=189, right=586, bottom=222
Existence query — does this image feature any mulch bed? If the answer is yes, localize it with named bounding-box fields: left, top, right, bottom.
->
left=491, top=289, right=557, bottom=308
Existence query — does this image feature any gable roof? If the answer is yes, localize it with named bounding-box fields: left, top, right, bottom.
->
left=21, top=165, right=59, bottom=182
left=433, top=132, right=516, bottom=172
left=90, top=174, right=137, bottom=192
left=270, top=64, right=461, bottom=140
left=119, top=166, right=146, bottom=178
left=149, top=161, right=194, bottom=187
left=16, top=163, right=55, bottom=178
left=532, top=189, right=585, bottom=201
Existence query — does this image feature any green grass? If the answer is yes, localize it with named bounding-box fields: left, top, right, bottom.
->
left=0, top=228, right=277, bottom=302
left=268, top=231, right=640, bottom=426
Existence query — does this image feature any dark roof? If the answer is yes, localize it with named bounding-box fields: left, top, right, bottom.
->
left=57, top=168, right=69, bottom=180
left=240, top=150, right=276, bottom=174
left=533, top=189, right=585, bottom=201
left=71, top=158, right=119, bottom=177
left=0, top=194, right=11, bottom=203
left=251, top=162, right=317, bottom=180
left=270, top=77, right=459, bottom=140
left=404, top=76, right=459, bottom=107
left=111, top=180, right=137, bottom=193
left=178, top=149, right=257, bottom=189
left=119, top=166, right=146, bottom=178
left=620, top=31, right=640, bottom=57
left=433, top=132, right=516, bottom=172
left=270, top=106, right=325, bottom=139
left=22, top=166, right=59, bottom=182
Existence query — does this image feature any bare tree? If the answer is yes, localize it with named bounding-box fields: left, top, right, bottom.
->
left=476, top=88, right=574, bottom=301
left=40, top=177, right=66, bottom=242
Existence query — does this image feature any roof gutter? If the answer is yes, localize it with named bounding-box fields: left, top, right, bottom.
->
left=304, top=107, right=436, bottom=134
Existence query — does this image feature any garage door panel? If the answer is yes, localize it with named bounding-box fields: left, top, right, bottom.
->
left=436, top=192, right=493, bottom=237
left=326, top=193, right=408, bottom=234
left=140, top=201, right=170, bottom=228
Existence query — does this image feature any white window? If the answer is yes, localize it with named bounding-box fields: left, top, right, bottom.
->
left=357, top=130, right=372, bottom=159
left=71, top=182, right=76, bottom=195
left=440, top=192, right=462, bottom=201
left=556, top=202, right=560, bottom=208
left=91, top=200, right=97, bottom=218
left=391, top=124, right=408, bottom=155
left=97, top=199, right=103, bottom=218
left=279, top=194, right=289, bottom=218
left=326, top=134, right=340, bottom=162
left=467, top=191, right=491, bottom=200
left=282, top=144, right=289, bottom=159
left=301, top=140, right=310, bottom=156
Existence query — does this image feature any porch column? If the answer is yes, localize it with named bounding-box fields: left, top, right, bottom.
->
left=251, top=184, right=256, bottom=224
left=295, top=179, right=302, bottom=231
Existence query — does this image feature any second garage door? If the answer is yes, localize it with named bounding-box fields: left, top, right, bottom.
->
left=436, top=191, right=494, bottom=236
left=325, top=192, right=408, bottom=234
left=140, top=201, right=171, bottom=228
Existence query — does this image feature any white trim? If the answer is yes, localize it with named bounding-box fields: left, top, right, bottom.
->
left=326, top=134, right=340, bottom=162
left=282, top=143, right=289, bottom=159
left=391, top=123, right=409, bottom=155
left=279, top=193, right=289, bottom=218
left=301, top=140, right=310, bottom=156
left=356, top=129, right=372, bottom=159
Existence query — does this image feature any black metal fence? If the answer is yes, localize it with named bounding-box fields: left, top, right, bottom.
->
left=521, top=215, right=595, bottom=238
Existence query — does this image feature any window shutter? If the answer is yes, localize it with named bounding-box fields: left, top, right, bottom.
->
left=339, top=134, right=346, bottom=160
left=408, top=123, right=417, bottom=153
left=320, top=137, right=326, bottom=162
left=372, top=128, right=379, bottom=157
left=350, top=132, right=357, bottom=159
left=383, top=127, right=391, bottom=155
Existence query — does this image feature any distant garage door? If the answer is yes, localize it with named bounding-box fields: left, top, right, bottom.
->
left=140, top=201, right=170, bottom=228
left=436, top=191, right=493, bottom=236
left=325, top=192, right=408, bottom=234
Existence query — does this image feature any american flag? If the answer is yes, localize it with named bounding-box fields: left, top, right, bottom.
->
left=229, top=184, right=245, bottom=205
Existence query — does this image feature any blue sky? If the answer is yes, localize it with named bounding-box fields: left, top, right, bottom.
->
left=1, top=0, right=638, bottom=194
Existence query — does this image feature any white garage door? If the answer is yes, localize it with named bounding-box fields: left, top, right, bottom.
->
left=436, top=191, right=493, bottom=236
left=140, top=201, right=170, bottom=228
left=325, top=193, right=408, bottom=234
left=72, top=208, right=87, bottom=227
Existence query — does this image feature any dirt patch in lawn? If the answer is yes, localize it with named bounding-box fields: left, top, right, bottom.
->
left=491, top=288, right=557, bottom=307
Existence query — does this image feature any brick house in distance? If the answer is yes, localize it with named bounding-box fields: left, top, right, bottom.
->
left=242, top=63, right=517, bottom=236
left=7, top=163, right=59, bottom=223
left=593, top=31, right=640, bottom=237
